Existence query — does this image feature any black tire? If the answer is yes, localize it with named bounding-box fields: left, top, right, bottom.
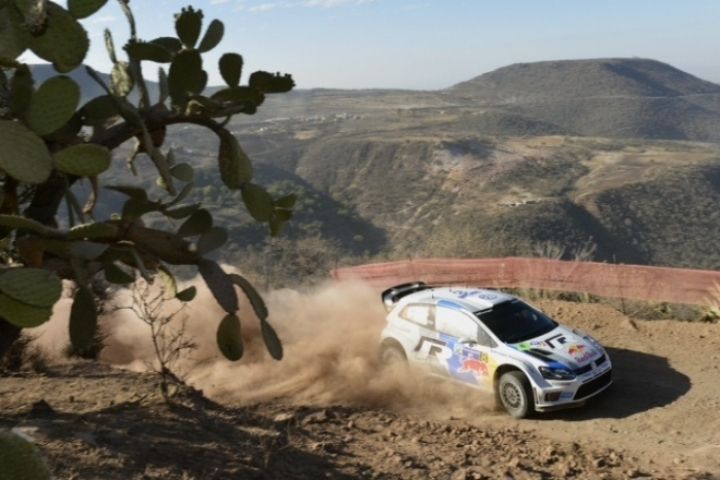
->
left=498, top=371, right=534, bottom=419
left=379, top=343, right=407, bottom=367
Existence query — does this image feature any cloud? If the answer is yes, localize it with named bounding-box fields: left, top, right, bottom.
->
left=240, top=0, right=376, bottom=12
left=211, top=0, right=232, bottom=4
left=247, top=2, right=292, bottom=12
left=89, top=14, right=116, bottom=24
left=303, top=0, right=376, bottom=6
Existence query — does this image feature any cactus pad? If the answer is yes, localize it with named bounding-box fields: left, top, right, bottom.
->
left=241, top=183, right=274, bottom=222
left=0, top=5, right=30, bottom=60
left=26, top=75, right=80, bottom=136
left=219, top=53, right=243, bottom=87
left=54, top=144, right=111, bottom=177
left=0, top=431, right=50, bottom=480
left=0, top=120, right=52, bottom=184
left=111, top=61, right=134, bottom=97
left=168, top=49, right=204, bottom=105
left=199, top=259, right=238, bottom=314
left=0, top=267, right=62, bottom=308
left=79, top=95, right=120, bottom=125
left=217, top=129, right=252, bottom=189
left=28, top=2, right=89, bottom=73
left=67, top=0, right=108, bottom=19
left=198, top=19, right=224, bottom=53
left=178, top=208, right=212, bottom=237
left=125, top=41, right=173, bottom=63
left=69, top=286, right=97, bottom=350
left=0, top=293, right=53, bottom=328
left=175, top=6, right=203, bottom=48
left=216, top=313, right=243, bottom=361
left=68, top=222, right=119, bottom=240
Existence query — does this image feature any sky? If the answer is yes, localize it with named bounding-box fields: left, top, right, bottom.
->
left=25, top=0, right=720, bottom=89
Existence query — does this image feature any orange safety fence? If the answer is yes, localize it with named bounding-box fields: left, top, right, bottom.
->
left=331, top=257, right=720, bottom=306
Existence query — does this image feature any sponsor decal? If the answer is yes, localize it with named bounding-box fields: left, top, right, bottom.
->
left=414, top=336, right=452, bottom=361
left=458, top=353, right=490, bottom=377
left=451, top=289, right=498, bottom=301
left=567, top=343, right=595, bottom=364
left=568, top=344, right=585, bottom=356
left=544, top=333, right=568, bottom=349
left=516, top=340, right=546, bottom=351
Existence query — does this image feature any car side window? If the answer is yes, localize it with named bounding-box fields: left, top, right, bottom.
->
left=435, top=307, right=479, bottom=340
left=399, top=304, right=434, bottom=328
left=476, top=327, right=496, bottom=348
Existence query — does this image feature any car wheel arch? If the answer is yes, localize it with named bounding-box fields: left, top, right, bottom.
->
left=493, top=364, right=523, bottom=388
left=379, top=338, right=407, bottom=359
left=493, top=364, right=528, bottom=403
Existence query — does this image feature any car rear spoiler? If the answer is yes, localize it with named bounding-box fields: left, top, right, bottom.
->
left=381, top=282, right=431, bottom=312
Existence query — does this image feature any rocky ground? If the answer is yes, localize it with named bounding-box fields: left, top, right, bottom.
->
left=0, top=363, right=692, bottom=480
left=1, top=298, right=719, bottom=479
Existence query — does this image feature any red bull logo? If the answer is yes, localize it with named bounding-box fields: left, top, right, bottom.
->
left=568, top=344, right=585, bottom=356
left=568, top=343, right=595, bottom=364
left=459, top=358, right=488, bottom=376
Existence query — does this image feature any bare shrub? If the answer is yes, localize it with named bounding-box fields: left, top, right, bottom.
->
left=115, top=279, right=197, bottom=401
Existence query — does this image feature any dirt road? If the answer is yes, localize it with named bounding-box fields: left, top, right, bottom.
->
left=1, top=285, right=718, bottom=479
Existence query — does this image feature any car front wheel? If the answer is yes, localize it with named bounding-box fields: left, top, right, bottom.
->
left=379, top=343, right=407, bottom=367
left=498, top=371, right=533, bottom=418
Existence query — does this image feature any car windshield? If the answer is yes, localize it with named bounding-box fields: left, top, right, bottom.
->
left=475, top=300, right=557, bottom=344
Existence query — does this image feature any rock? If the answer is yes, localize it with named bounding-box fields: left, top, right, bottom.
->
left=625, top=468, right=645, bottom=478
left=273, top=412, right=295, bottom=424
left=29, top=400, right=54, bottom=416
left=302, top=410, right=329, bottom=425
left=451, top=468, right=469, bottom=480
left=309, top=441, right=326, bottom=452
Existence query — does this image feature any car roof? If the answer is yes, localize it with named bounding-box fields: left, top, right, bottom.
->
left=398, top=287, right=515, bottom=312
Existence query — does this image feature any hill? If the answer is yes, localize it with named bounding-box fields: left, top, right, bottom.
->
left=447, top=58, right=720, bottom=142
left=450, top=58, right=720, bottom=100
left=25, top=59, right=720, bottom=279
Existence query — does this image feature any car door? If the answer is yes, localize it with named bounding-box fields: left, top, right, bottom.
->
left=434, top=305, right=495, bottom=389
left=396, top=303, right=441, bottom=367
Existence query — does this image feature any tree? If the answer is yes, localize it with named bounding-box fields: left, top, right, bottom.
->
left=0, top=0, right=292, bottom=361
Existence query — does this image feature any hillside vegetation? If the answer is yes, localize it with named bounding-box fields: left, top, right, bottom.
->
left=52, top=58, right=720, bottom=282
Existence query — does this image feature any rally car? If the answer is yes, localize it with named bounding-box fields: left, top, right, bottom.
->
left=378, top=282, right=612, bottom=418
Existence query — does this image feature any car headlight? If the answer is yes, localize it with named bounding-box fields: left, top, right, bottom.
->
left=539, top=366, right=576, bottom=381
left=583, top=335, right=603, bottom=349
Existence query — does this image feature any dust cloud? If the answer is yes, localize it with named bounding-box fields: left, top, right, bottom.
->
left=28, top=269, right=494, bottom=417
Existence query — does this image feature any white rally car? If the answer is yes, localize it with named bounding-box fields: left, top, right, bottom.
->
left=378, top=282, right=612, bottom=418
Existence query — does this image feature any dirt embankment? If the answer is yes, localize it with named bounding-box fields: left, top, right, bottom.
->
left=1, top=280, right=719, bottom=479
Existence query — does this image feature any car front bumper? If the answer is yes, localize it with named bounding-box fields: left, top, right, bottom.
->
left=533, top=364, right=613, bottom=411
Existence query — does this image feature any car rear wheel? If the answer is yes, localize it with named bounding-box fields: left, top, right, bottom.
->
left=379, top=343, right=407, bottom=367
left=498, top=371, right=533, bottom=418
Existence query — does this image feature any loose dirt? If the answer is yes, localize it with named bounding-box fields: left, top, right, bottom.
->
left=1, top=281, right=719, bottom=479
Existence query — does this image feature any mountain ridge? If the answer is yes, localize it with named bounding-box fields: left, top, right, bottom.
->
left=449, top=58, right=720, bottom=100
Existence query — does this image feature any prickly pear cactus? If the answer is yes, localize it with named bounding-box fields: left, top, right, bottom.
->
left=0, top=1, right=293, bottom=361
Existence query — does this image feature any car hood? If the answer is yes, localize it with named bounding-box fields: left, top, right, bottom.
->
left=510, top=325, right=601, bottom=369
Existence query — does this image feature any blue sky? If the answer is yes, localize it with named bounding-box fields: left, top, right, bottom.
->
left=33, top=0, right=720, bottom=89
